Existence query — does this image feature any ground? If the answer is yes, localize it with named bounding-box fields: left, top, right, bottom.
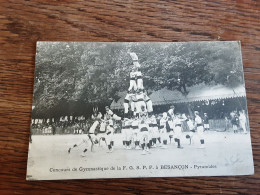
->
left=26, top=131, right=254, bottom=180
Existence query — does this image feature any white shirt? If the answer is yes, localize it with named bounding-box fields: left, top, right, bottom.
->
left=195, top=116, right=202, bottom=124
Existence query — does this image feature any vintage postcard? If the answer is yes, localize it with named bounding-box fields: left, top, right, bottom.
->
left=27, top=41, right=254, bottom=180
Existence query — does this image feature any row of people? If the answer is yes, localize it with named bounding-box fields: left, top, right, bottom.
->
left=121, top=110, right=206, bottom=154
left=68, top=106, right=207, bottom=156
left=31, top=115, right=86, bottom=125
left=31, top=110, right=248, bottom=136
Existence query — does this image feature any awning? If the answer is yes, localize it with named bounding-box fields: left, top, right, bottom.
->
left=110, top=84, right=246, bottom=109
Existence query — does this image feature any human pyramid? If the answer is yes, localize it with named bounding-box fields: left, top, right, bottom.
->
left=122, top=52, right=157, bottom=155
left=123, top=52, right=153, bottom=119
left=68, top=52, right=206, bottom=157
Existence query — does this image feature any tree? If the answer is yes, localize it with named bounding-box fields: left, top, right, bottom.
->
left=32, top=42, right=244, bottom=117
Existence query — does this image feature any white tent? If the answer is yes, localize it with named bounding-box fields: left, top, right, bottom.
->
left=110, top=84, right=246, bottom=109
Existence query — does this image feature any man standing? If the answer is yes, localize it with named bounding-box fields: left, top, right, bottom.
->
left=128, top=68, right=137, bottom=92
left=186, top=115, right=195, bottom=145
left=203, top=113, right=210, bottom=131
left=194, top=111, right=205, bottom=149
left=139, top=119, right=150, bottom=155
left=148, top=115, right=157, bottom=147
left=230, top=111, right=239, bottom=134
left=131, top=115, right=141, bottom=150
left=239, top=110, right=247, bottom=134
left=106, top=115, right=115, bottom=153
left=159, top=112, right=169, bottom=149
left=136, top=69, right=144, bottom=90
left=172, top=113, right=186, bottom=149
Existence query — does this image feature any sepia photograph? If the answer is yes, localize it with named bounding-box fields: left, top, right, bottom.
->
left=27, top=41, right=254, bottom=180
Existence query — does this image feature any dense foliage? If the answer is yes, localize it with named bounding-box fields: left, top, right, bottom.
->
left=33, top=42, right=243, bottom=117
